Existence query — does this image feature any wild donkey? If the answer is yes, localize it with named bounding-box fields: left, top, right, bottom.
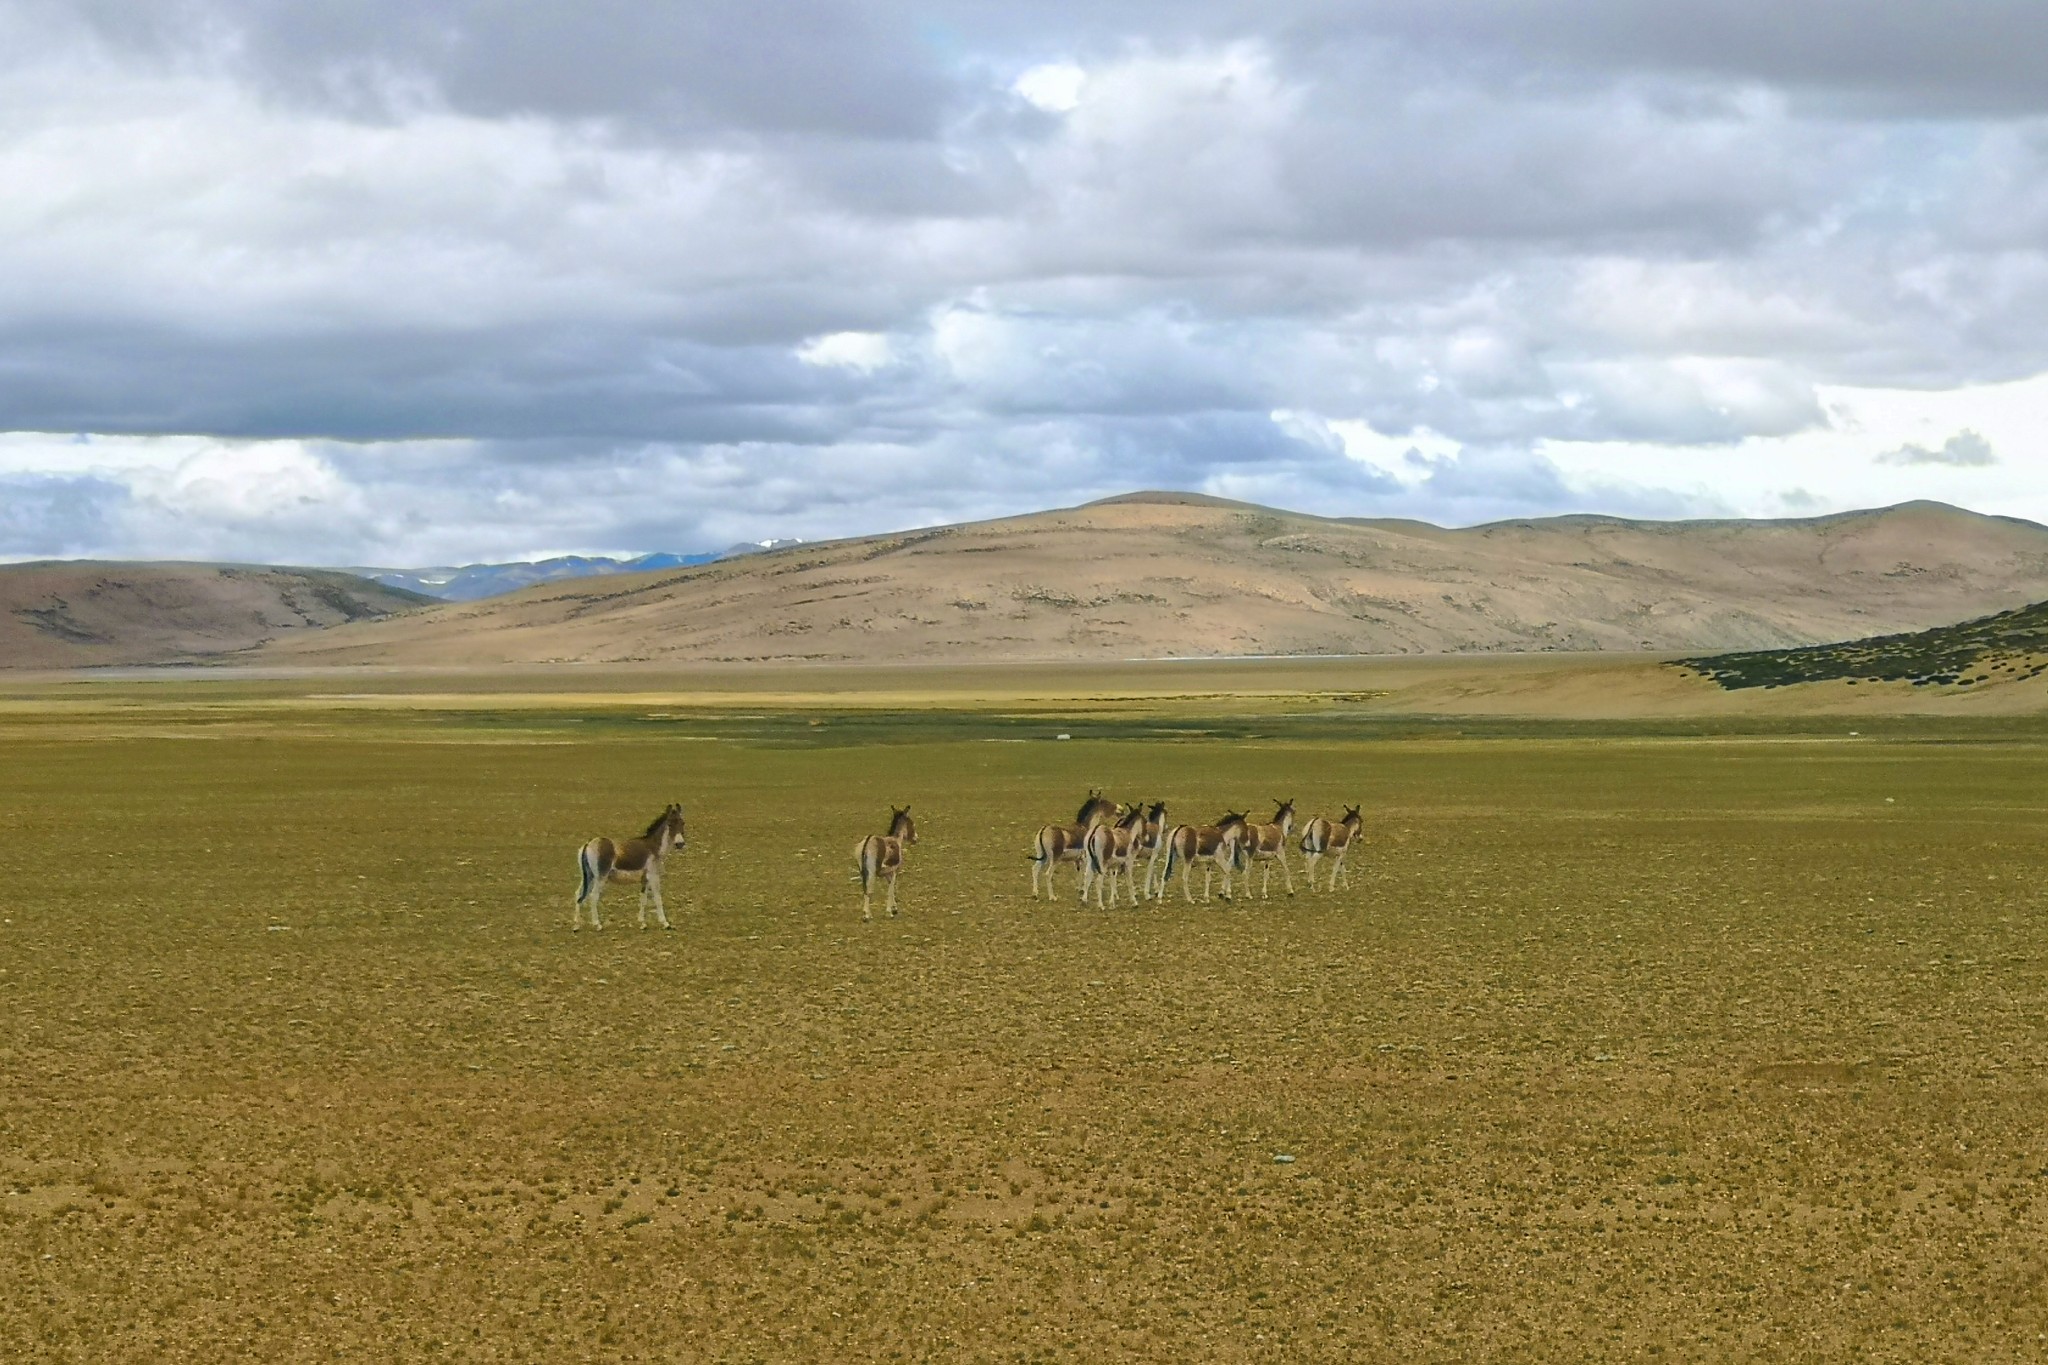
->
left=574, top=803, right=686, bottom=931
left=1226, top=799, right=1297, bottom=898
left=1080, top=803, right=1149, bottom=908
left=855, top=806, right=918, bottom=921
left=1136, top=801, right=1170, bottom=900
left=1030, top=790, right=1117, bottom=899
left=1299, top=805, right=1363, bottom=892
left=1163, top=815, right=1246, bottom=903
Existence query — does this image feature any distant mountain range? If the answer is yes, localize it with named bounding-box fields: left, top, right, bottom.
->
left=354, top=540, right=805, bottom=600
left=10, top=496, right=2048, bottom=676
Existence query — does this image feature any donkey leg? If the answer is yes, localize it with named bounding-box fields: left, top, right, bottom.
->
left=643, top=868, right=669, bottom=929
left=886, top=870, right=899, bottom=918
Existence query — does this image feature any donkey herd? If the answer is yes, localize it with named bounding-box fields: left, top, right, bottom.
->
left=570, top=791, right=1364, bottom=929
left=1027, top=790, right=1363, bottom=910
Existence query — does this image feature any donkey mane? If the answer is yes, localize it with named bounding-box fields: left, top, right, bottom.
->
left=640, top=805, right=673, bottom=839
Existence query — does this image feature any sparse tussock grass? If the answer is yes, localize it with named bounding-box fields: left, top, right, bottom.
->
left=0, top=679, right=2045, bottom=1359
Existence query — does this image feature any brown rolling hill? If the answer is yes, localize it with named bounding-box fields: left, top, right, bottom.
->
left=0, top=563, right=429, bottom=670
left=254, top=492, right=2048, bottom=667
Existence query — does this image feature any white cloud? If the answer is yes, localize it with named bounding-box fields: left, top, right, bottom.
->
left=796, top=331, right=895, bottom=373
left=1535, top=375, right=2048, bottom=524
left=154, top=443, right=357, bottom=523
left=1270, top=410, right=1462, bottom=485
left=1013, top=62, right=1085, bottom=114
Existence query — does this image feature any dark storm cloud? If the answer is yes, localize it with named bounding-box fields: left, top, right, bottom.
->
left=43, top=0, right=955, bottom=137
left=0, top=323, right=872, bottom=442
left=54, top=1, right=2048, bottom=128
left=1347, top=1, right=2048, bottom=115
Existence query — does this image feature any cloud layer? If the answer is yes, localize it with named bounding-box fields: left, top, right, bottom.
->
left=2, top=1, right=2046, bottom=562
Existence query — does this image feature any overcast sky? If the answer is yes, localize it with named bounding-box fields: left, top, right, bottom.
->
left=3, top=1, right=2047, bottom=565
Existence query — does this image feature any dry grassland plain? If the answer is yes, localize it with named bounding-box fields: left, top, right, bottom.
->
left=3, top=664, right=2047, bottom=1362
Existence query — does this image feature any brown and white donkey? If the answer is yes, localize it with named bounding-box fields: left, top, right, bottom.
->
left=1299, top=805, right=1363, bottom=892
left=1227, top=799, right=1297, bottom=898
left=574, top=803, right=686, bottom=931
left=856, top=806, right=918, bottom=921
left=1029, top=790, right=1117, bottom=900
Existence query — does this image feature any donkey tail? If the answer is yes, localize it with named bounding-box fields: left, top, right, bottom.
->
left=576, top=844, right=596, bottom=904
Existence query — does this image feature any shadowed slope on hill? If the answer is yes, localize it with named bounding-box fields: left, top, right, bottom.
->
left=0, top=563, right=429, bottom=669
left=1677, top=598, right=2048, bottom=691
left=255, top=494, right=2048, bottom=667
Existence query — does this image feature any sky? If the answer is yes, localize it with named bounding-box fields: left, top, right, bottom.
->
left=3, top=0, right=2047, bottom=566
